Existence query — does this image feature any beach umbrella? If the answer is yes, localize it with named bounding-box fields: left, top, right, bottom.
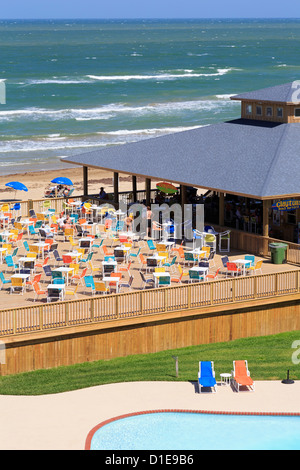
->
left=156, top=182, right=178, bottom=194
left=51, top=177, right=73, bottom=186
left=5, top=181, right=28, bottom=201
left=5, top=181, right=28, bottom=192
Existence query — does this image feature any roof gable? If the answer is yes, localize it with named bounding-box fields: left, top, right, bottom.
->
left=231, top=82, right=300, bottom=104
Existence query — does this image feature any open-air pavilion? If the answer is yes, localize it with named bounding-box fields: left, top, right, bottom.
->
left=63, top=81, right=300, bottom=245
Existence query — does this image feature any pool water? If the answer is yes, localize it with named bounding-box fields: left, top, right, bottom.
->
left=89, top=411, right=300, bottom=450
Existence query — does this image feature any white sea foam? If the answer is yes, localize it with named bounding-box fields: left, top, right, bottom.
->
left=0, top=125, right=204, bottom=155
left=0, top=97, right=239, bottom=123
left=86, top=68, right=233, bottom=81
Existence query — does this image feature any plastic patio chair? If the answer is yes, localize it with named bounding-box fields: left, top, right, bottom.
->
left=198, top=361, right=217, bottom=393
left=232, top=360, right=255, bottom=392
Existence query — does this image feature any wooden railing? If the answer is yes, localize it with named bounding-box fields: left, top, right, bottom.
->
left=0, top=269, right=299, bottom=337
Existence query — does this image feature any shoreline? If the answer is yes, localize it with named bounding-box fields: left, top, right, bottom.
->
left=0, top=165, right=147, bottom=202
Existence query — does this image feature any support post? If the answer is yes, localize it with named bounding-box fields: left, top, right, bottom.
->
left=146, top=178, right=151, bottom=206
left=263, top=199, right=271, bottom=256
left=181, top=185, right=187, bottom=239
left=132, top=175, right=137, bottom=203
left=114, top=172, right=119, bottom=205
left=83, top=166, right=88, bottom=197
left=219, top=192, right=224, bottom=227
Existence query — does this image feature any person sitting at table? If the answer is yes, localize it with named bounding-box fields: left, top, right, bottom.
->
left=41, top=223, right=54, bottom=238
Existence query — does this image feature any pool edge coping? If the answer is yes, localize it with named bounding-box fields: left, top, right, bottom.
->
left=85, top=408, right=300, bottom=450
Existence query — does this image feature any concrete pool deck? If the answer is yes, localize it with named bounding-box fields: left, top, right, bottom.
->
left=0, top=380, right=299, bottom=450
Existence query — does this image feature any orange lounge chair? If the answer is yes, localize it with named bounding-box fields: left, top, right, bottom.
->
left=232, top=360, right=255, bottom=392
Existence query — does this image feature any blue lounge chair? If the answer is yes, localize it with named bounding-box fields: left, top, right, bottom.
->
left=198, top=361, right=217, bottom=393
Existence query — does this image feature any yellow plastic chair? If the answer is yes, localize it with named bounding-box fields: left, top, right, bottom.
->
left=88, top=261, right=98, bottom=275
left=10, top=277, right=25, bottom=295
left=155, top=267, right=165, bottom=273
left=156, top=243, right=166, bottom=252
left=247, top=259, right=263, bottom=275
left=3, top=243, right=12, bottom=254
left=69, top=263, right=79, bottom=276
left=65, top=283, right=80, bottom=299
left=94, top=281, right=109, bottom=295
left=68, top=236, right=78, bottom=248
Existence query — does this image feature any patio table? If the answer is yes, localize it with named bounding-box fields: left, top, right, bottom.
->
left=153, top=271, right=171, bottom=287
left=11, top=273, right=30, bottom=292
left=233, top=259, right=251, bottom=276
left=47, top=283, right=65, bottom=302
left=102, top=276, right=120, bottom=293
left=189, top=266, right=209, bottom=280
left=33, top=242, right=50, bottom=259
left=53, top=267, right=74, bottom=285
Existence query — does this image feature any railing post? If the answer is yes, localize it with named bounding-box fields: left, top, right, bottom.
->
left=90, top=298, right=94, bottom=322
left=187, top=285, right=191, bottom=309
left=140, top=291, right=143, bottom=315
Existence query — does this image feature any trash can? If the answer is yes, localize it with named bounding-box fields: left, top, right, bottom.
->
left=269, top=243, right=288, bottom=264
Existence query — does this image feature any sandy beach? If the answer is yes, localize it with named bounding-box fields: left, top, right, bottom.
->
left=0, top=166, right=148, bottom=202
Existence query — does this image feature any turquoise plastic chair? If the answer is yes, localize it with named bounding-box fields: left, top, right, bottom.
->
left=23, top=241, right=30, bottom=252
left=84, top=275, right=95, bottom=295
left=4, top=255, right=18, bottom=272
left=163, top=255, right=177, bottom=269
left=53, top=278, right=65, bottom=285
left=147, top=239, right=156, bottom=251
left=158, top=275, right=171, bottom=287
left=245, top=255, right=255, bottom=267
left=0, top=271, right=12, bottom=290
left=189, top=269, right=204, bottom=283
left=184, top=251, right=196, bottom=266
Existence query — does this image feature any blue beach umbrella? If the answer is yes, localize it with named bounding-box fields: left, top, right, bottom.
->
left=5, top=181, right=28, bottom=201
left=5, top=181, right=28, bottom=192
left=51, top=177, right=73, bottom=186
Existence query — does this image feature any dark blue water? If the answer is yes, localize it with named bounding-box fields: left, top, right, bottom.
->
left=0, top=19, right=300, bottom=174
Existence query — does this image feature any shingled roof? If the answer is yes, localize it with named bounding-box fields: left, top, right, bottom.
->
left=231, top=82, right=300, bottom=104
left=63, top=118, right=300, bottom=200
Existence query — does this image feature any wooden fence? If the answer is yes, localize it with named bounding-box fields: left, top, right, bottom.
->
left=0, top=269, right=299, bottom=337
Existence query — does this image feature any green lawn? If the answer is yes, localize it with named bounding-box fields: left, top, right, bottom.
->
left=0, top=330, right=299, bottom=395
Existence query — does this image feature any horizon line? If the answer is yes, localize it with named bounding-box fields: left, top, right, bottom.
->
left=1, top=17, right=300, bottom=20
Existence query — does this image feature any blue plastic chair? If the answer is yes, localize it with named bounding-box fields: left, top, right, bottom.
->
left=0, top=271, right=12, bottom=290
left=198, top=361, right=217, bottom=393
left=23, top=241, right=30, bottom=252
left=147, top=239, right=156, bottom=251
left=4, top=255, right=18, bottom=272
left=245, top=255, right=255, bottom=267
left=53, top=278, right=65, bottom=285
left=29, top=225, right=38, bottom=237
left=84, top=275, right=95, bottom=295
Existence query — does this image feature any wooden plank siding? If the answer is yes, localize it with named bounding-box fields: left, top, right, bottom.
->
left=0, top=293, right=299, bottom=376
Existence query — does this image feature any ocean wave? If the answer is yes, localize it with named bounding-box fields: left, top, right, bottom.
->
left=0, top=125, right=204, bottom=154
left=86, top=68, right=234, bottom=81
left=0, top=97, right=239, bottom=123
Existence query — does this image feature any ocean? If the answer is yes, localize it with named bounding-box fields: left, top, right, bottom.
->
left=1, top=18, right=300, bottom=175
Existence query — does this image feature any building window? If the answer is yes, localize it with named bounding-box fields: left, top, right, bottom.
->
left=295, top=108, right=300, bottom=117
left=245, top=104, right=252, bottom=115
left=277, top=107, right=283, bottom=118
left=256, top=105, right=262, bottom=116
left=266, top=107, right=273, bottom=117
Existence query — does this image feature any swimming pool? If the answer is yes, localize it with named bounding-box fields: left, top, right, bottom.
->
left=86, top=410, right=300, bottom=450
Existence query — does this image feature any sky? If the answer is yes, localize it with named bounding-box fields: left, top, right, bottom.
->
left=1, top=0, right=300, bottom=19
